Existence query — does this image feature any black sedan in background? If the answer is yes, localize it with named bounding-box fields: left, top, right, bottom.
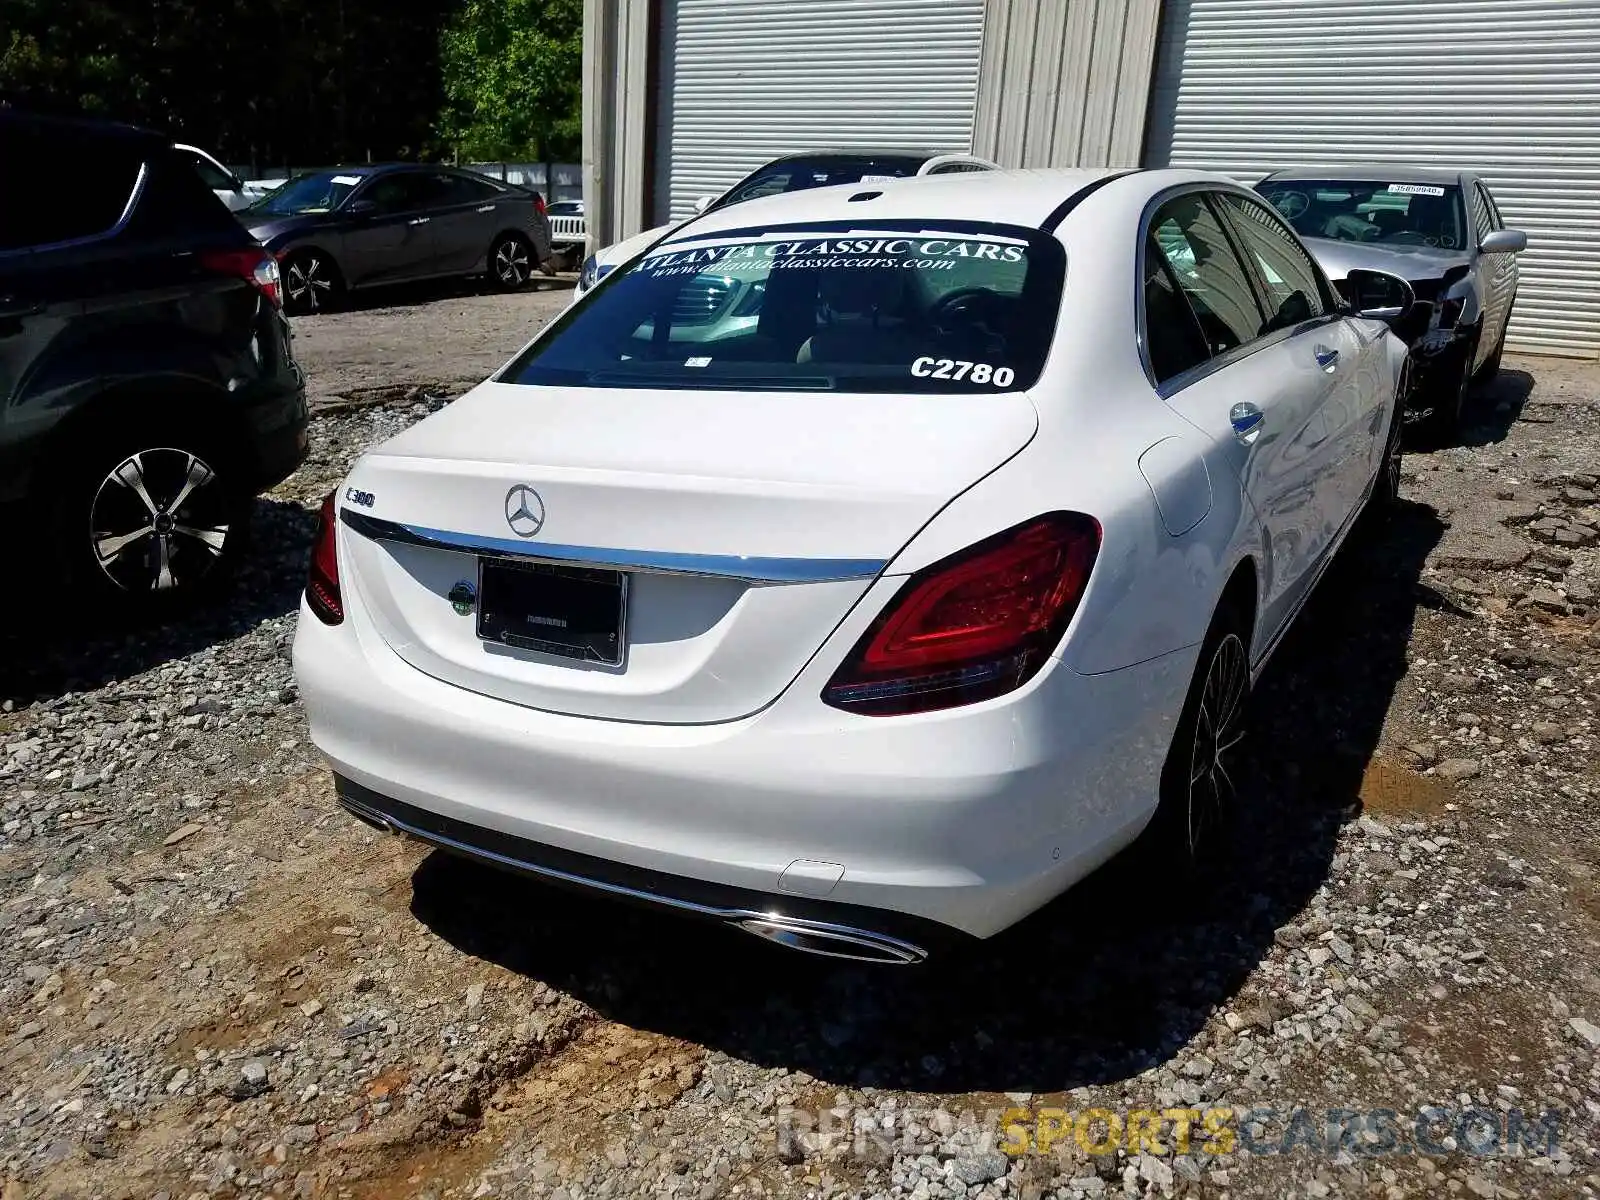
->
left=241, top=164, right=555, bottom=314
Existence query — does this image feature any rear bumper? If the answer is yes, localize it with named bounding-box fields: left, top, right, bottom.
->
left=293, top=593, right=1194, bottom=943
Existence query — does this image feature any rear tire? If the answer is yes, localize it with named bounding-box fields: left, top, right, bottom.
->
left=490, top=233, right=535, bottom=290
left=50, top=424, right=249, bottom=616
left=282, top=249, right=342, bottom=315
left=1363, top=363, right=1408, bottom=520
left=1148, top=602, right=1253, bottom=867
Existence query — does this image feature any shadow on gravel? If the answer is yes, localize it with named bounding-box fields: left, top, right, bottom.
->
left=0, top=497, right=315, bottom=707
left=1457, top=368, right=1534, bottom=449
left=291, top=273, right=574, bottom=318
left=410, top=500, right=1445, bottom=1096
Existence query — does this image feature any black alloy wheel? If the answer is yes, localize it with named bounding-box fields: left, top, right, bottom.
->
left=283, top=250, right=338, bottom=314
left=85, top=447, right=236, bottom=596
left=491, top=234, right=534, bottom=290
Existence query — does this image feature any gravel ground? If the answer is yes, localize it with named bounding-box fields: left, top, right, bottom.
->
left=2, top=313, right=1600, bottom=1200
left=289, top=281, right=575, bottom=409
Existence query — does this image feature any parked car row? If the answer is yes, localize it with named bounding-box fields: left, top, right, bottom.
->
left=2, top=103, right=1528, bottom=964
left=579, top=155, right=1526, bottom=444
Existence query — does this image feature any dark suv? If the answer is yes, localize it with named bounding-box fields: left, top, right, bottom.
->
left=0, top=110, right=308, bottom=609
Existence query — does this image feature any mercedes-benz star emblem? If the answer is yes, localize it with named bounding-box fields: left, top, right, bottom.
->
left=504, top=484, right=545, bottom=538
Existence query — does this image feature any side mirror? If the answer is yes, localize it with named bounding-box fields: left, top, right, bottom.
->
left=345, top=199, right=377, bottom=217
left=692, top=195, right=714, bottom=214
left=1479, top=228, right=1527, bottom=255
left=1344, top=268, right=1416, bottom=323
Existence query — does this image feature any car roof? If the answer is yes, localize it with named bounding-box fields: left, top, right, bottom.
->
left=763, top=149, right=944, bottom=163
left=0, top=106, right=168, bottom=149
left=1261, top=165, right=1467, bottom=187
left=665, top=167, right=1199, bottom=237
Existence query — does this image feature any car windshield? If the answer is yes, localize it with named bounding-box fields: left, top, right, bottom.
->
left=549, top=200, right=583, bottom=215
left=710, top=157, right=925, bottom=211
left=246, top=171, right=364, bottom=215
left=1256, top=179, right=1468, bottom=251
left=502, top=220, right=1064, bottom=394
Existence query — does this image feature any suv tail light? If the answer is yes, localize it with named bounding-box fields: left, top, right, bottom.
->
left=307, top=492, right=343, bottom=624
left=531, top=191, right=547, bottom=217
left=823, top=513, right=1101, bottom=716
left=201, top=246, right=282, bottom=308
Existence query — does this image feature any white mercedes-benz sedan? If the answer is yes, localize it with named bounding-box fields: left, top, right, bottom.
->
left=294, top=168, right=1413, bottom=964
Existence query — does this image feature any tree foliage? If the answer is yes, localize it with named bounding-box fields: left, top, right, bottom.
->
left=436, top=0, right=582, bottom=163
left=0, top=0, right=581, bottom=169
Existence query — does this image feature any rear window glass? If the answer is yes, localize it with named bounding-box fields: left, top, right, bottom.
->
left=502, top=220, right=1064, bottom=394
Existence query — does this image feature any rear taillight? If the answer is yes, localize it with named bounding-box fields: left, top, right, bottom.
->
left=823, top=513, right=1101, bottom=716
left=307, top=492, right=343, bottom=625
left=201, top=246, right=283, bottom=309
left=532, top=192, right=547, bottom=217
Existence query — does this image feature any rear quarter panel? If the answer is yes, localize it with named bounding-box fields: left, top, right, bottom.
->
left=885, top=173, right=1260, bottom=675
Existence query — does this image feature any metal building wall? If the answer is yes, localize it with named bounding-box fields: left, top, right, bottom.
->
left=1145, top=0, right=1600, bottom=358
left=652, top=0, right=987, bottom=225
left=972, top=0, right=1165, bottom=168
left=582, top=0, right=656, bottom=249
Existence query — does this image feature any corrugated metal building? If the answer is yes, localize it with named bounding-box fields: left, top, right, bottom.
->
left=584, top=0, right=1600, bottom=357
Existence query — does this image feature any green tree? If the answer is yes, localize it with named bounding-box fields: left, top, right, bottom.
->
left=435, top=0, right=581, bottom=163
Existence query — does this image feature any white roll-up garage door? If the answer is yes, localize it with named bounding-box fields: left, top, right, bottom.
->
left=653, top=0, right=987, bottom=225
left=1146, top=0, right=1600, bottom=357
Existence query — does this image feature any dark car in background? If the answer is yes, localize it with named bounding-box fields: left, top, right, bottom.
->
left=1257, top=168, right=1526, bottom=442
left=241, top=164, right=555, bottom=314
left=0, top=109, right=307, bottom=611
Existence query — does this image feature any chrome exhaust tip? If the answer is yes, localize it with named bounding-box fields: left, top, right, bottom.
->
left=340, top=798, right=397, bottom=835
left=734, top=916, right=927, bottom=965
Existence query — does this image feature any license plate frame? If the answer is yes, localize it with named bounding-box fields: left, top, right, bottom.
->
left=476, top=557, right=628, bottom=666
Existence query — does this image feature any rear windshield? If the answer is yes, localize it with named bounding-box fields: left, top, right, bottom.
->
left=1256, top=179, right=1468, bottom=251
left=502, top=220, right=1064, bottom=394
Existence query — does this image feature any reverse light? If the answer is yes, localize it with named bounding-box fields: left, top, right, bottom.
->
left=306, top=491, right=344, bottom=625
left=823, top=513, right=1101, bottom=716
left=201, top=246, right=283, bottom=308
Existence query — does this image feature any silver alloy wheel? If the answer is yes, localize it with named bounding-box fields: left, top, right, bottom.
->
left=285, top=253, right=332, bottom=312
left=1184, top=632, right=1249, bottom=856
left=89, top=448, right=230, bottom=593
left=494, top=238, right=530, bottom=286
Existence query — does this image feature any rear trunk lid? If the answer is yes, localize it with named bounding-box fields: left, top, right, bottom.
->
left=339, top=381, right=1036, bottom=723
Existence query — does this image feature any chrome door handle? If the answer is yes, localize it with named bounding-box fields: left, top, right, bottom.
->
left=407, top=216, right=431, bottom=226
left=476, top=204, right=496, bottom=213
left=1314, top=346, right=1340, bottom=370
left=1230, top=402, right=1264, bottom=445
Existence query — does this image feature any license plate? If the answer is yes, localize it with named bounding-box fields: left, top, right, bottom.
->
left=476, top=558, right=627, bottom=665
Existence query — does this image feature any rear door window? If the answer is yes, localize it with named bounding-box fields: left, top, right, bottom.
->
left=1146, top=194, right=1264, bottom=355
left=1215, top=192, right=1331, bottom=332
left=503, top=220, right=1065, bottom=394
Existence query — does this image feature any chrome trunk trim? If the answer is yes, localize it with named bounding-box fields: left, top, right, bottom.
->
left=340, top=508, right=887, bottom=584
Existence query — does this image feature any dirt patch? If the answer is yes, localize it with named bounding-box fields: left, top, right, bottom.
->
left=1358, top=757, right=1456, bottom=818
